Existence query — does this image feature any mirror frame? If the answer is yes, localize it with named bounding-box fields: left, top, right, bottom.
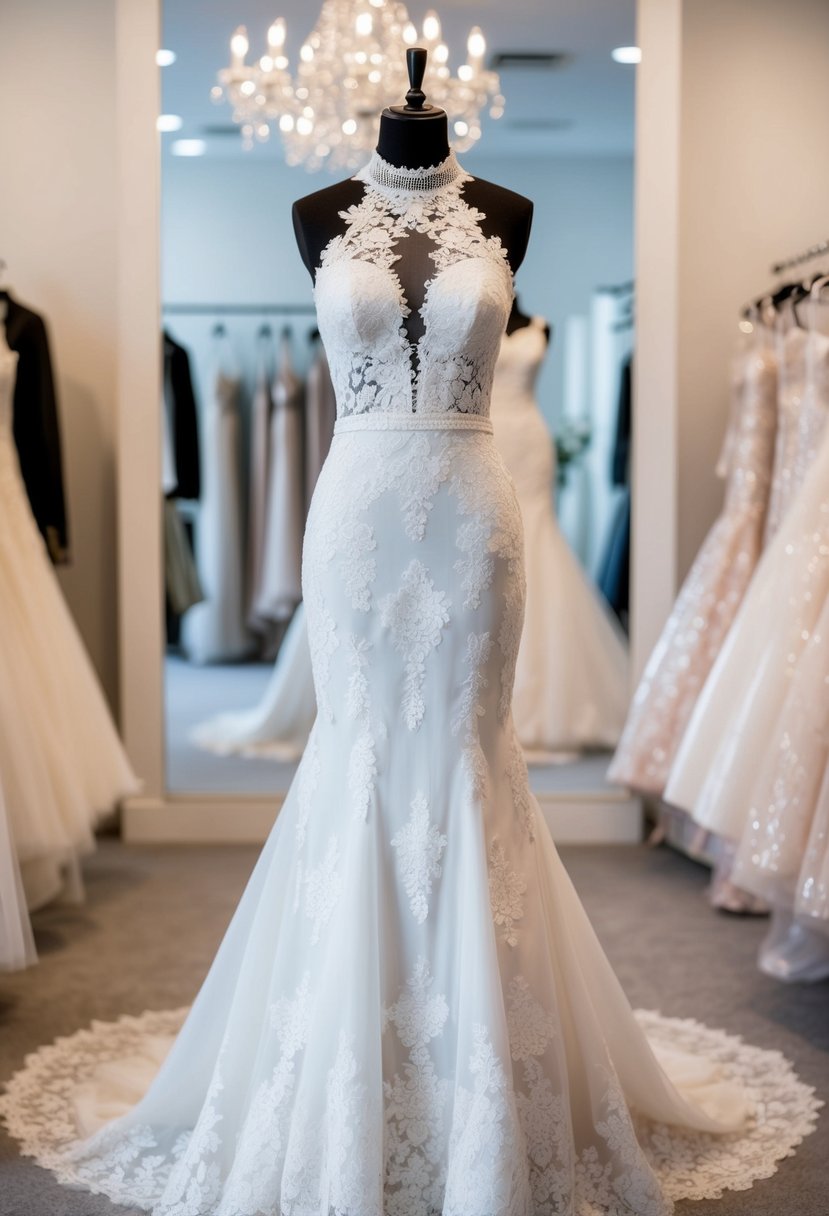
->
left=117, top=0, right=674, bottom=845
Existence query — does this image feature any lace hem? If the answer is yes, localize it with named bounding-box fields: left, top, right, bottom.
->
left=0, top=1007, right=820, bottom=1210
left=334, top=414, right=494, bottom=434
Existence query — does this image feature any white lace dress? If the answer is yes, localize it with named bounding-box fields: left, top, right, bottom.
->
left=0, top=154, right=819, bottom=1215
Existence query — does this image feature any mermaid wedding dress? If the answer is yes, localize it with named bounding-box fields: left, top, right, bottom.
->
left=0, top=153, right=818, bottom=1214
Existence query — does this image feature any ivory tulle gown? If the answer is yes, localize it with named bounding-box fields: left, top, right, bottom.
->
left=0, top=153, right=819, bottom=1214
left=194, top=318, right=628, bottom=761
left=608, top=330, right=778, bottom=796
left=0, top=329, right=138, bottom=923
left=665, top=327, right=829, bottom=829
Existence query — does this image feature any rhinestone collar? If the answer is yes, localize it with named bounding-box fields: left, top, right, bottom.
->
left=364, top=150, right=462, bottom=194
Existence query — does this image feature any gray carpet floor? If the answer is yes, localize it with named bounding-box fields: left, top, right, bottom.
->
left=1, top=840, right=826, bottom=1216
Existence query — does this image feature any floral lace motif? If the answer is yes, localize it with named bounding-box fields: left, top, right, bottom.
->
left=315, top=153, right=513, bottom=418
left=304, top=836, right=342, bottom=945
left=390, top=791, right=448, bottom=924
left=488, top=839, right=527, bottom=947
left=380, top=559, right=451, bottom=731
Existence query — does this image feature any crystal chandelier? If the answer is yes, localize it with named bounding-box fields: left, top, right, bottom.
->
left=212, top=2, right=504, bottom=172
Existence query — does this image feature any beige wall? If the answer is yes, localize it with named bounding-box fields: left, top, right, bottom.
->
left=676, top=0, right=829, bottom=576
left=0, top=0, right=120, bottom=704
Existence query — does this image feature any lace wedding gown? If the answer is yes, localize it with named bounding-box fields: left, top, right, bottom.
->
left=0, top=154, right=818, bottom=1214
left=0, top=328, right=138, bottom=934
left=490, top=317, right=628, bottom=752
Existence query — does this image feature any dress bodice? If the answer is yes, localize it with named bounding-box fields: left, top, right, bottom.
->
left=313, top=152, right=514, bottom=419
left=721, top=336, right=778, bottom=516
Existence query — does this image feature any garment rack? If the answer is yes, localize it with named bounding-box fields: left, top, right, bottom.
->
left=770, top=240, right=829, bottom=278
left=163, top=303, right=317, bottom=317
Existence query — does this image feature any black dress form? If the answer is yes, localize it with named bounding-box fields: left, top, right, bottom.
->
left=506, top=296, right=552, bottom=342
left=293, top=111, right=533, bottom=282
left=1, top=291, right=70, bottom=564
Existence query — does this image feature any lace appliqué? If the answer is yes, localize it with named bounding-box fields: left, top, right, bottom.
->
left=380, top=559, right=451, bottom=731
left=488, top=839, right=527, bottom=947
left=304, top=836, right=342, bottom=945
left=507, top=732, right=536, bottom=841
left=390, top=791, right=448, bottom=924
left=294, top=728, right=321, bottom=850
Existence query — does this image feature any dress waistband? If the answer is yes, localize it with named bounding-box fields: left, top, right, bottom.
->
left=334, top=413, right=493, bottom=435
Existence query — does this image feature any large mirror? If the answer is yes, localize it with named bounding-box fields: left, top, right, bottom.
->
left=156, top=0, right=639, bottom=836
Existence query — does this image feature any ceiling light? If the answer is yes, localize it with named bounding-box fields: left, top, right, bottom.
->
left=157, top=114, right=183, bottom=132
left=156, top=49, right=176, bottom=67
left=171, top=138, right=207, bottom=157
left=611, top=46, right=641, bottom=64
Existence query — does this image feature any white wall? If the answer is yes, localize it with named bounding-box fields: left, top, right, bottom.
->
left=676, top=0, right=829, bottom=576
left=0, top=0, right=120, bottom=703
left=161, top=153, right=634, bottom=426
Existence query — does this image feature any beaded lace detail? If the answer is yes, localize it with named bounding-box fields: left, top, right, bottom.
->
left=363, top=150, right=463, bottom=195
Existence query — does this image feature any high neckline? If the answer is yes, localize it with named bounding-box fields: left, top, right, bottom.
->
left=362, top=150, right=463, bottom=195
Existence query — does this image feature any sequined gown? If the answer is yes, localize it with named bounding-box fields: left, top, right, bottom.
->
left=665, top=330, right=829, bottom=828
left=608, top=333, right=777, bottom=795
left=0, top=154, right=818, bottom=1216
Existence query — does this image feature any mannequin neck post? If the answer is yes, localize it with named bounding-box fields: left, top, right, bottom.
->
left=375, top=109, right=451, bottom=170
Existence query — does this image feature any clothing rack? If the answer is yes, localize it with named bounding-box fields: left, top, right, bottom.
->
left=163, top=303, right=316, bottom=317
left=770, top=240, right=829, bottom=278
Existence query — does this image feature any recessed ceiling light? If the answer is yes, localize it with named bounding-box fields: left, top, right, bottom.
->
left=171, top=139, right=207, bottom=157
left=611, top=46, right=641, bottom=64
left=156, top=49, right=177, bottom=67
left=157, top=114, right=183, bottom=133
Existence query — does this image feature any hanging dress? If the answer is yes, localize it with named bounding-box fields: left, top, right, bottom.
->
left=254, top=331, right=305, bottom=624
left=0, top=325, right=138, bottom=915
left=608, top=328, right=778, bottom=795
left=182, top=336, right=250, bottom=663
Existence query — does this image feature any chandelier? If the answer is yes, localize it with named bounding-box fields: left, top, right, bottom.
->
left=212, top=2, right=504, bottom=172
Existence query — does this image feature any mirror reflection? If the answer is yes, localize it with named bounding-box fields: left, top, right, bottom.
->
left=161, top=0, right=636, bottom=799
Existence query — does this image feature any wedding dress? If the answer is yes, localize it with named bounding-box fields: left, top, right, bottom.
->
left=608, top=329, right=777, bottom=796
left=665, top=327, right=829, bottom=828
left=1, top=154, right=818, bottom=1215
left=0, top=326, right=138, bottom=918
left=490, top=317, right=628, bottom=752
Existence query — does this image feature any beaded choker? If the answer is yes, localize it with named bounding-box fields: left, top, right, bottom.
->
left=364, top=151, right=462, bottom=193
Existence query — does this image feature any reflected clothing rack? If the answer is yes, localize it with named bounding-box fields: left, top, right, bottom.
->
left=163, top=303, right=317, bottom=317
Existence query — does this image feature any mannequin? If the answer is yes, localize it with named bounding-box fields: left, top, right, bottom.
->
left=293, top=48, right=534, bottom=282
left=506, top=294, right=552, bottom=340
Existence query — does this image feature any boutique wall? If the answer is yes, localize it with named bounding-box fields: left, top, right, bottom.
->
left=675, top=0, right=829, bottom=577
left=0, top=0, right=120, bottom=705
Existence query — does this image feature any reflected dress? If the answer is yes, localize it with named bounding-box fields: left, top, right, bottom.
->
left=490, top=317, right=628, bottom=753
left=0, top=153, right=818, bottom=1215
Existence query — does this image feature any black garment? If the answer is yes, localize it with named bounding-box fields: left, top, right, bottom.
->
left=598, top=355, right=632, bottom=625
left=163, top=331, right=201, bottom=500
left=2, top=292, right=70, bottom=564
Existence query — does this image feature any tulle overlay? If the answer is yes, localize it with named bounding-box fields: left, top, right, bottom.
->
left=0, top=422, right=821, bottom=1215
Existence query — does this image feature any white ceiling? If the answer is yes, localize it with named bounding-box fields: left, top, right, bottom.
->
left=161, top=0, right=637, bottom=163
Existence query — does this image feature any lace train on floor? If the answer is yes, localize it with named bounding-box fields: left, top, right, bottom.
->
left=0, top=1004, right=819, bottom=1213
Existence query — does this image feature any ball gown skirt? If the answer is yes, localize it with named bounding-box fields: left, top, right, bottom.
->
left=0, top=343, right=138, bottom=917
left=0, top=416, right=819, bottom=1216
